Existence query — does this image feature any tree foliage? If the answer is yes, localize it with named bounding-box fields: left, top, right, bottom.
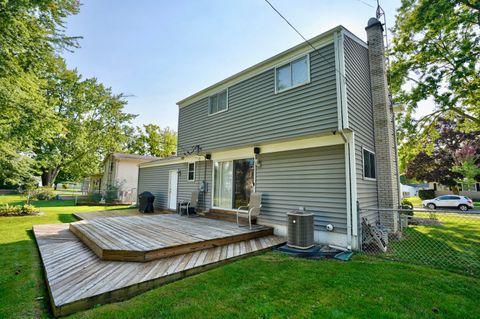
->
left=34, top=59, right=136, bottom=186
left=0, top=1, right=179, bottom=187
left=0, top=0, right=80, bottom=186
left=391, top=0, right=480, bottom=177
left=391, top=0, right=480, bottom=133
left=405, top=119, right=480, bottom=188
left=125, top=125, right=177, bottom=158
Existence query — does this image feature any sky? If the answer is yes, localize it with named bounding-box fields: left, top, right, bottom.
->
left=64, top=0, right=406, bottom=130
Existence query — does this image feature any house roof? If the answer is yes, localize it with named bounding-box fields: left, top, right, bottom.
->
left=137, top=155, right=181, bottom=167
left=109, top=152, right=161, bottom=162
left=176, top=25, right=367, bottom=108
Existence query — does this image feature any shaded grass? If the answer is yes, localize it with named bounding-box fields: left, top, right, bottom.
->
left=1, top=195, right=480, bottom=318
left=387, top=212, right=480, bottom=276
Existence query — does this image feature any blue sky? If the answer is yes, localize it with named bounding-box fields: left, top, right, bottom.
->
left=64, top=0, right=402, bottom=129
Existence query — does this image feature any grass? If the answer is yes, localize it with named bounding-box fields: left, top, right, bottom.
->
left=403, top=196, right=423, bottom=207
left=388, top=212, right=480, bottom=276
left=1, top=195, right=479, bottom=318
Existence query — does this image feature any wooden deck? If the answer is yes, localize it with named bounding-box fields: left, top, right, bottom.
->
left=73, top=208, right=165, bottom=220
left=34, top=223, right=285, bottom=317
left=70, top=214, right=274, bottom=262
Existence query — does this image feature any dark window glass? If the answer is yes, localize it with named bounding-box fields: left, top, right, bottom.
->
left=233, top=159, right=255, bottom=208
left=188, top=163, right=195, bottom=181
left=363, top=149, right=376, bottom=179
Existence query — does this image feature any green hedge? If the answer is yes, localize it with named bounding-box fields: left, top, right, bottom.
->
left=418, top=189, right=435, bottom=200
left=400, top=199, right=414, bottom=216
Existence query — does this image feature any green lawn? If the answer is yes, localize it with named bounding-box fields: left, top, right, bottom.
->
left=387, top=212, right=480, bottom=276
left=1, top=195, right=480, bottom=319
left=403, top=196, right=423, bottom=207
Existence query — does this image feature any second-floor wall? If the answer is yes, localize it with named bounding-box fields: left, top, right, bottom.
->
left=177, top=41, right=338, bottom=153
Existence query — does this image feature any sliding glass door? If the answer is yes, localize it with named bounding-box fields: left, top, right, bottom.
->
left=213, top=158, right=254, bottom=209
left=213, top=161, right=233, bottom=208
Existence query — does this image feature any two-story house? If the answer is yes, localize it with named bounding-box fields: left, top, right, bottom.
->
left=138, top=18, right=400, bottom=250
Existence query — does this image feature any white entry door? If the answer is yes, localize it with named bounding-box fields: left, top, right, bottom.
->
left=168, top=170, right=178, bottom=210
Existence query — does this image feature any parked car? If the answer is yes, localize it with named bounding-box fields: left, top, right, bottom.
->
left=422, top=195, right=474, bottom=211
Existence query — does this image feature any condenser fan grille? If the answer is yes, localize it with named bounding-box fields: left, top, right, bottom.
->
left=287, top=211, right=314, bottom=249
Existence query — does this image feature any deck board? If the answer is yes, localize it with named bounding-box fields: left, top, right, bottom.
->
left=33, top=223, right=285, bottom=317
left=69, top=214, right=274, bottom=262
left=73, top=209, right=166, bottom=220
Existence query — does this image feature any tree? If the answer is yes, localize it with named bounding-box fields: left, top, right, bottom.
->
left=124, top=125, right=177, bottom=157
left=391, top=0, right=480, bottom=137
left=405, top=119, right=480, bottom=190
left=0, top=0, right=80, bottom=186
left=34, top=60, right=136, bottom=186
left=452, top=143, right=480, bottom=190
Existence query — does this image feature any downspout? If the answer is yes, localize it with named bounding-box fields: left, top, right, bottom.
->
left=391, top=108, right=402, bottom=206
left=334, top=29, right=354, bottom=250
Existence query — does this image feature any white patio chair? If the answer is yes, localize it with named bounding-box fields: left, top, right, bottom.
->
left=179, top=191, right=199, bottom=217
left=236, top=192, right=262, bottom=229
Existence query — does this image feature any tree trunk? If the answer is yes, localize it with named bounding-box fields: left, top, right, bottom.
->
left=41, top=167, right=61, bottom=187
left=451, top=185, right=460, bottom=195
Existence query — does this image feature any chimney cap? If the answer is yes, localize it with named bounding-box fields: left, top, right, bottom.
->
left=365, top=17, right=383, bottom=30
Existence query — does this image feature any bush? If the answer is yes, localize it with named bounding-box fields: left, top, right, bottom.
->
left=91, top=192, right=103, bottom=203
left=401, top=199, right=414, bottom=216
left=0, top=204, right=38, bottom=216
left=418, top=189, right=435, bottom=200
left=35, top=189, right=56, bottom=201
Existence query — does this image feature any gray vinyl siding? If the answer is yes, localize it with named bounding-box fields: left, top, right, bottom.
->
left=138, top=160, right=212, bottom=211
left=178, top=43, right=338, bottom=152
left=344, top=35, right=378, bottom=223
left=256, top=145, right=348, bottom=234
left=177, top=160, right=212, bottom=211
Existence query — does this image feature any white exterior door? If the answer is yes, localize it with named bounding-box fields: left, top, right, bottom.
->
left=168, top=170, right=178, bottom=210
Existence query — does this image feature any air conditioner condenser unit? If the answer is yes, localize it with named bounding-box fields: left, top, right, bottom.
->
left=287, top=210, right=314, bottom=249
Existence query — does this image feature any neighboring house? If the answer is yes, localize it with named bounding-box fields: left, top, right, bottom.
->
left=401, top=183, right=429, bottom=198
left=138, top=18, right=400, bottom=250
left=95, top=153, right=159, bottom=203
left=82, top=173, right=103, bottom=194
left=429, top=182, right=480, bottom=200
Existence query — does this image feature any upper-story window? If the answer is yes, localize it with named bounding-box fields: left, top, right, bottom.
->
left=275, top=55, right=310, bottom=93
left=209, top=89, right=228, bottom=115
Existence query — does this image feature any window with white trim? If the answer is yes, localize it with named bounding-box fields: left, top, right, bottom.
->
left=363, top=149, right=376, bottom=180
left=209, top=89, right=228, bottom=115
left=187, top=162, right=195, bottom=181
left=275, top=55, right=310, bottom=93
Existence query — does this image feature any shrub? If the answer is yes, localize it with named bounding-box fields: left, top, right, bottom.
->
left=91, top=192, right=103, bottom=203
left=418, top=189, right=435, bottom=200
left=400, top=199, right=414, bottom=216
left=35, top=189, right=56, bottom=201
left=0, top=204, right=38, bottom=216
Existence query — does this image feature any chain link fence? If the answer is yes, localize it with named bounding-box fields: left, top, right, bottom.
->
left=360, top=208, right=480, bottom=277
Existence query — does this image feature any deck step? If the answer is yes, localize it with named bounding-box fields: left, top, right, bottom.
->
left=69, top=214, right=271, bottom=262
